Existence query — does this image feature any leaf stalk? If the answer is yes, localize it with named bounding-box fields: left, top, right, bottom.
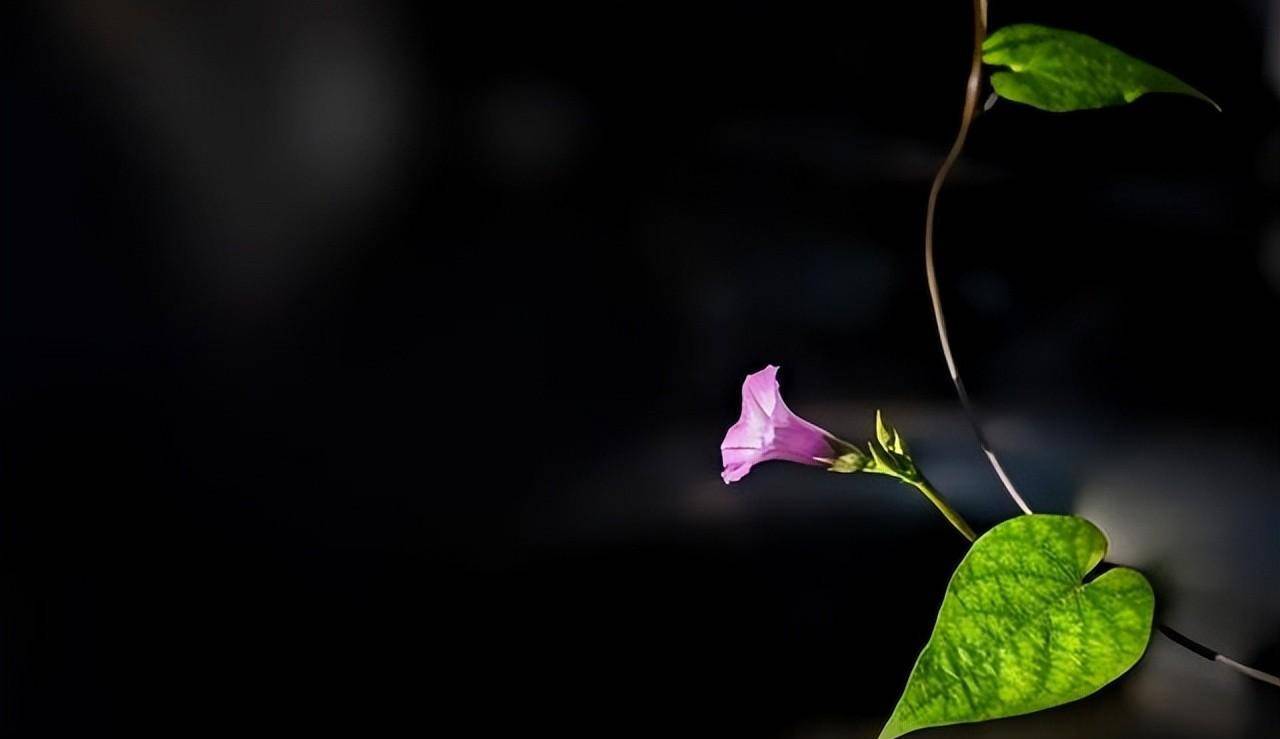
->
left=910, top=476, right=977, bottom=542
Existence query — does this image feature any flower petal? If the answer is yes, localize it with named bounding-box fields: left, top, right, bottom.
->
left=742, top=364, right=782, bottom=417
left=719, top=365, right=838, bottom=484
left=721, top=461, right=753, bottom=484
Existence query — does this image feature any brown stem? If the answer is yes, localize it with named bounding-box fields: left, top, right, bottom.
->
left=924, top=0, right=1033, bottom=515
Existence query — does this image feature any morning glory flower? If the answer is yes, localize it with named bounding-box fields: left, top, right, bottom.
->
left=719, top=365, right=844, bottom=483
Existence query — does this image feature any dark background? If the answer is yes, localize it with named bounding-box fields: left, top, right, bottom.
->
left=3, top=1, right=1278, bottom=736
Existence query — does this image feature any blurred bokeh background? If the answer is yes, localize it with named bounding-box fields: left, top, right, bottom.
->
left=3, top=1, right=1278, bottom=736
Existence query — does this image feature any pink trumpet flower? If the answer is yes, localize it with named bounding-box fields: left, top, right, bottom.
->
left=720, top=365, right=839, bottom=483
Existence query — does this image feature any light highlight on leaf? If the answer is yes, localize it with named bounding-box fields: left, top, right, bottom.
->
left=879, top=514, right=1154, bottom=738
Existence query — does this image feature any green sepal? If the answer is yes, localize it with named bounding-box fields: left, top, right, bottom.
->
left=829, top=448, right=871, bottom=474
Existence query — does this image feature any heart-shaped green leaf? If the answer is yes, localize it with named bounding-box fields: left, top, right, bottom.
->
left=880, top=514, right=1154, bottom=738
left=983, top=24, right=1218, bottom=112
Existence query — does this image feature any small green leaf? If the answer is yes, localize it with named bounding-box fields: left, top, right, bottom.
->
left=890, top=429, right=909, bottom=457
left=875, top=410, right=895, bottom=450
left=867, top=439, right=902, bottom=476
left=983, top=24, right=1218, bottom=112
left=865, top=412, right=920, bottom=481
left=880, top=515, right=1154, bottom=738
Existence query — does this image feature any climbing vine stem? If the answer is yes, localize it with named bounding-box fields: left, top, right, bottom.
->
left=924, top=0, right=1033, bottom=517
left=927, top=0, right=1279, bottom=691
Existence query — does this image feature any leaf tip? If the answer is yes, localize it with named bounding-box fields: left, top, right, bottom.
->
left=1176, top=82, right=1221, bottom=112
